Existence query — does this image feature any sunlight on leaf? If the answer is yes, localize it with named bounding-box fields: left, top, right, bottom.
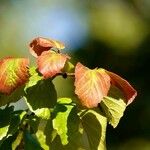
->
left=75, top=63, right=110, bottom=108
left=37, top=51, right=70, bottom=79
left=52, top=98, right=75, bottom=145
left=12, top=131, right=23, bottom=150
left=0, top=57, right=29, bottom=95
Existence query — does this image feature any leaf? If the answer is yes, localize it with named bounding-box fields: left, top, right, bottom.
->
left=29, top=37, right=65, bottom=57
left=0, top=106, right=14, bottom=141
left=24, top=130, right=41, bottom=150
left=35, top=120, right=50, bottom=150
left=7, top=110, right=27, bottom=137
left=80, top=109, right=107, bottom=150
left=52, top=98, right=75, bottom=145
left=100, top=86, right=126, bottom=128
left=0, top=57, right=29, bottom=95
left=62, top=61, right=74, bottom=73
left=24, top=67, right=57, bottom=118
left=0, top=126, right=9, bottom=141
left=0, top=86, right=24, bottom=107
left=106, top=71, right=137, bottom=105
left=12, top=131, right=23, bottom=150
left=75, top=63, right=111, bottom=108
left=0, top=134, right=17, bottom=150
left=101, top=96, right=126, bottom=128
left=50, top=100, right=83, bottom=150
left=37, top=51, right=70, bottom=79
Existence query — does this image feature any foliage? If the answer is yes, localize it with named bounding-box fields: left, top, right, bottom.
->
left=0, top=37, right=137, bottom=150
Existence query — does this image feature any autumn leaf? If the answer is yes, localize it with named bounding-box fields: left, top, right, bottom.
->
left=37, top=51, right=70, bottom=79
left=75, top=63, right=111, bottom=108
left=29, top=37, right=65, bottom=57
left=106, top=71, right=137, bottom=105
left=0, top=57, right=29, bottom=94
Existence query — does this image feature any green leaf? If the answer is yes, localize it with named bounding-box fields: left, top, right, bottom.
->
left=12, top=131, right=23, bottom=150
left=0, top=86, right=25, bottom=107
left=52, top=98, right=75, bottom=145
left=35, top=120, right=50, bottom=150
left=34, top=108, right=51, bottom=120
left=26, top=66, right=43, bottom=87
left=7, top=110, right=27, bottom=137
left=29, top=117, right=53, bottom=150
left=0, top=106, right=14, bottom=141
left=63, top=61, right=74, bottom=73
left=0, top=133, right=17, bottom=150
left=24, top=130, right=41, bottom=150
left=24, top=67, right=57, bottom=118
left=51, top=98, right=82, bottom=150
left=0, top=126, right=9, bottom=141
left=80, top=109, right=107, bottom=150
left=100, top=86, right=126, bottom=128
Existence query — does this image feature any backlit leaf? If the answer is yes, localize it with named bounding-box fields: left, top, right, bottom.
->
left=80, top=109, right=107, bottom=150
left=106, top=71, right=137, bottom=105
left=75, top=63, right=111, bottom=108
left=101, top=96, right=126, bottom=128
left=62, top=61, right=74, bottom=73
left=12, top=130, right=23, bottom=150
left=52, top=98, right=75, bottom=145
left=35, top=120, right=50, bottom=150
left=29, top=37, right=65, bottom=57
left=0, top=57, right=29, bottom=95
left=37, top=51, right=70, bottom=79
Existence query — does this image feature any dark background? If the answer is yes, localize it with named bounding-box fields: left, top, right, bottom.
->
left=0, top=0, right=150, bottom=149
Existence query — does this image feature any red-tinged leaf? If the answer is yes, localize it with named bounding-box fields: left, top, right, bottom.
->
left=106, top=71, right=137, bottom=105
left=37, top=51, right=70, bottom=79
left=29, top=37, right=65, bottom=57
left=75, top=63, right=111, bottom=108
left=0, top=57, right=29, bottom=94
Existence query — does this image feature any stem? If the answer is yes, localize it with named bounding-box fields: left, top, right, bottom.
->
left=53, top=72, right=75, bottom=79
left=66, top=72, right=75, bottom=77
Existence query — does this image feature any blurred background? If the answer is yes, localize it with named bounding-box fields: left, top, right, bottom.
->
left=0, top=0, right=150, bottom=149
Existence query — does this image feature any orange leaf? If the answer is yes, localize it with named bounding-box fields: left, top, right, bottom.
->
left=106, top=71, right=137, bottom=105
left=29, top=37, right=65, bottom=57
left=37, top=51, right=70, bottom=79
left=75, top=63, right=111, bottom=108
left=0, top=57, right=29, bottom=94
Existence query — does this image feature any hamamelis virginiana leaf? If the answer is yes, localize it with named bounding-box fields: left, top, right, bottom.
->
left=106, top=71, right=137, bottom=105
left=0, top=57, right=29, bottom=95
left=75, top=63, right=111, bottom=108
left=29, top=37, right=65, bottom=57
left=37, top=51, right=70, bottom=79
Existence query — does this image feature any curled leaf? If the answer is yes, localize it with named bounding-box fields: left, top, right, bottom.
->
left=29, top=37, right=65, bottom=57
left=75, top=63, right=111, bottom=108
left=0, top=57, right=29, bottom=95
left=37, top=51, right=70, bottom=79
left=106, top=71, right=137, bottom=105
